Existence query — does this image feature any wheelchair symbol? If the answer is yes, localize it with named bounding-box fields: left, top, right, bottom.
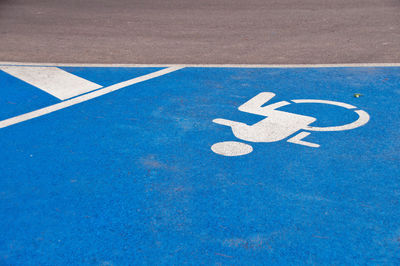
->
left=211, top=92, right=370, bottom=156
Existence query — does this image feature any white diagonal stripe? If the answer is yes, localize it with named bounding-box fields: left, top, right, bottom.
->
left=0, top=66, right=184, bottom=129
left=0, top=66, right=102, bottom=100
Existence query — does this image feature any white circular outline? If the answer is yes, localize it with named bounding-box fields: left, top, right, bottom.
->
left=290, top=99, right=370, bottom=131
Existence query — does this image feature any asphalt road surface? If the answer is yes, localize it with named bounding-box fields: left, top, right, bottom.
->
left=0, top=0, right=399, bottom=64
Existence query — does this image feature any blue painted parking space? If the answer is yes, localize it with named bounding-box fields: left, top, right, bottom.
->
left=0, top=65, right=399, bottom=264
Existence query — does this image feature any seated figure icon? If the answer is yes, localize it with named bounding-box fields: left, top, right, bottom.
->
left=211, top=92, right=370, bottom=156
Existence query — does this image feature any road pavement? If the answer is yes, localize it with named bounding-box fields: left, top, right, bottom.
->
left=0, top=0, right=399, bottom=64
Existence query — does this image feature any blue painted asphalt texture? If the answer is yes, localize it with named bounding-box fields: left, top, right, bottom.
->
left=0, top=66, right=399, bottom=264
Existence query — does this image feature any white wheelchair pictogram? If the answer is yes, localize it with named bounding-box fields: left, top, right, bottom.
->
left=211, top=92, right=370, bottom=156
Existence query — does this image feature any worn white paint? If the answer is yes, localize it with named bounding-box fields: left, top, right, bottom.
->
left=291, top=99, right=370, bottom=132
left=212, top=92, right=370, bottom=156
left=287, top=132, right=320, bottom=148
left=291, top=99, right=357, bottom=109
left=0, top=66, right=102, bottom=100
left=0, top=66, right=183, bottom=129
left=213, top=92, right=317, bottom=143
left=211, top=141, right=253, bottom=156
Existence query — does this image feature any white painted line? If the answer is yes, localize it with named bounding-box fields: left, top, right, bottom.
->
left=0, top=66, right=184, bottom=129
left=0, top=62, right=400, bottom=68
left=291, top=99, right=370, bottom=132
left=0, top=66, right=102, bottom=100
left=287, top=132, right=320, bottom=148
left=292, top=99, right=356, bottom=109
left=305, top=110, right=370, bottom=132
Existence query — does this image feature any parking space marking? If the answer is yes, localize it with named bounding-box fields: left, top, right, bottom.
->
left=0, top=66, right=183, bottom=129
left=0, top=66, right=103, bottom=100
left=0, top=64, right=399, bottom=264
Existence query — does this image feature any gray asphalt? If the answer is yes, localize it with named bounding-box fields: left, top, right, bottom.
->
left=0, top=0, right=399, bottom=64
